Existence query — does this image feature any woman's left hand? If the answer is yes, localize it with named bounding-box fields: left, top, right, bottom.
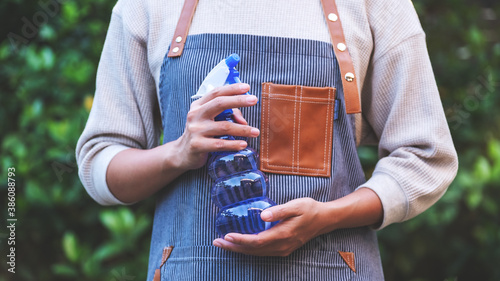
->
left=212, top=197, right=331, bottom=256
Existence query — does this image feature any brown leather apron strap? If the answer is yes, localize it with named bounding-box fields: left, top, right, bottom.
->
left=320, top=0, right=361, bottom=114
left=167, top=0, right=199, bottom=58
left=168, top=0, right=361, bottom=114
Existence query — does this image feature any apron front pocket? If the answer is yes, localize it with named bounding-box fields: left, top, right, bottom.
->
left=260, top=82, right=336, bottom=177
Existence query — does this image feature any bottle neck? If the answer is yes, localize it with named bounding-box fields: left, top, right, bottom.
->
left=214, top=109, right=234, bottom=122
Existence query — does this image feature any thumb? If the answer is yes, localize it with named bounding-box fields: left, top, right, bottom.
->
left=260, top=200, right=302, bottom=222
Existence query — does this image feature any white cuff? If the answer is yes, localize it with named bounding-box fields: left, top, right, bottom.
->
left=91, top=144, right=132, bottom=205
left=357, top=171, right=408, bottom=230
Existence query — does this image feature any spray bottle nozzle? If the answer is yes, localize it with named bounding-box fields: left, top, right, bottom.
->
left=225, top=54, right=240, bottom=68
left=192, top=53, right=244, bottom=99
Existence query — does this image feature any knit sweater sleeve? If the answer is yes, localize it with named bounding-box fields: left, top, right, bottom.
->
left=356, top=1, right=458, bottom=229
left=75, top=2, right=160, bottom=205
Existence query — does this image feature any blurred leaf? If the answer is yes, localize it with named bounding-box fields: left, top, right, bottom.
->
left=48, top=119, right=70, bottom=142
left=62, top=1, right=79, bottom=24
left=93, top=242, right=125, bottom=262
left=40, top=46, right=55, bottom=69
left=119, top=207, right=135, bottom=230
left=51, top=263, right=78, bottom=277
left=99, top=208, right=136, bottom=234
left=466, top=188, right=483, bottom=210
left=2, top=134, right=27, bottom=159
left=62, top=55, right=94, bottom=85
left=0, top=44, right=10, bottom=59
left=488, top=138, right=500, bottom=163
left=25, top=180, right=51, bottom=205
left=82, top=257, right=100, bottom=278
left=26, top=46, right=43, bottom=71
left=467, top=26, right=486, bottom=47
left=39, top=24, right=56, bottom=41
left=62, top=232, right=80, bottom=263
left=473, top=156, right=491, bottom=183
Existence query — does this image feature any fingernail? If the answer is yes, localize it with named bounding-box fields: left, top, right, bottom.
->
left=225, top=235, right=234, bottom=242
left=240, top=83, right=250, bottom=91
left=261, top=210, right=272, bottom=221
left=251, top=128, right=260, bottom=136
left=239, top=141, right=247, bottom=148
left=246, top=95, right=257, bottom=103
left=213, top=240, right=222, bottom=247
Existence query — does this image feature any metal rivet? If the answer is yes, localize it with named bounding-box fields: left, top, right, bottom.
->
left=345, top=72, right=355, bottom=82
left=175, top=36, right=182, bottom=43
left=172, top=47, right=179, bottom=53
left=328, top=13, right=338, bottom=22
left=337, top=43, right=346, bottom=52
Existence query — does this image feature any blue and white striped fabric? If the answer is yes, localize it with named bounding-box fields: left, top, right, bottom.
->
left=147, top=34, right=384, bottom=280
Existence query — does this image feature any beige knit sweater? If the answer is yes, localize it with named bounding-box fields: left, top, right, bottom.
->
left=76, top=0, right=458, bottom=229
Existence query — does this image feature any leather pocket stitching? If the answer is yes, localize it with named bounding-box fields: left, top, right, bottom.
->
left=260, top=83, right=335, bottom=176
left=264, top=85, right=333, bottom=172
left=264, top=97, right=335, bottom=104
left=263, top=94, right=335, bottom=102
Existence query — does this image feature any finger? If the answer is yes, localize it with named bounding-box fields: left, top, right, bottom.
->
left=223, top=223, right=287, bottom=247
left=202, top=94, right=258, bottom=119
left=215, top=221, right=302, bottom=256
left=205, top=121, right=259, bottom=138
left=217, top=229, right=289, bottom=255
left=191, top=137, right=248, bottom=153
left=214, top=234, right=269, bottom=255
left=232, top=108, right=248, bottom=125
left=195, top=83, right=250, bottom=106
left=223, top=233, right=264, bottom=248
left=224, top=233, right=250, bottom=244
left=188, top=121, right=258, bottom=139
left=213, top=238, right=257, bottom=255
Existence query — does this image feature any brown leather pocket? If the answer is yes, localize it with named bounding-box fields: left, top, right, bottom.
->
left=260, top=83, right=336, bottom=177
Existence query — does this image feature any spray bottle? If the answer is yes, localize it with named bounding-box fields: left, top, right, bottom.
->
left=193, top=54, right=278, bottom=236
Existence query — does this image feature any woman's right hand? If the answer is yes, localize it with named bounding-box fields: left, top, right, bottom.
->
left=106, top=83, right=258, bottom=203
left=172, top=83, right=260, bottom=171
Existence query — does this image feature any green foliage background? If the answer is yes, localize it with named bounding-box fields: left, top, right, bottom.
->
left=0, top=0, right=499, bottom=280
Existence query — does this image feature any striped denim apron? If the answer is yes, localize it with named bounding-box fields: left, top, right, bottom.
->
left=147, top=33, right=384, bottom=280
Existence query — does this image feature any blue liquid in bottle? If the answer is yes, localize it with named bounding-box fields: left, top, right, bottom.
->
left=205, top=54, right=278, bottom=237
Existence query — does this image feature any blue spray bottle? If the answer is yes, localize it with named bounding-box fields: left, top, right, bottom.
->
left=193, top=54, right=278, bottom=237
